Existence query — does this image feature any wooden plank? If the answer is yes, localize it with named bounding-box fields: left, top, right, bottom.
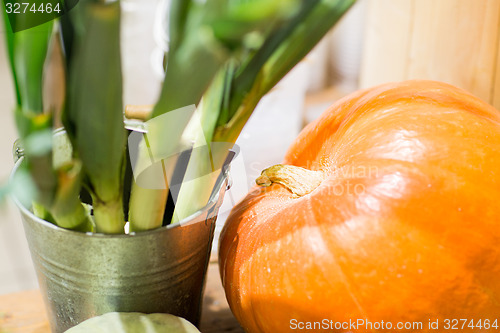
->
left=360, top=0, right=500, bottom=106
left=0, top=263, right=244, bottom=333
left=0, top=290, right=50, bottom=333
left=359, top=0, right=414, bottom=88
left=493, top=9, right=500, bottom=109
left=200, top=263, right=245, bottom=333
left=408, top=0, right=500, bottom=102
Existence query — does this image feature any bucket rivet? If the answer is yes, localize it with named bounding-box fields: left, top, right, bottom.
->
left=12, top=139, right=24, bottom=162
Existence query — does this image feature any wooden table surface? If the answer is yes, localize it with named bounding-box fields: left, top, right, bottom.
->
left=0, top=262, right=244, bottom=333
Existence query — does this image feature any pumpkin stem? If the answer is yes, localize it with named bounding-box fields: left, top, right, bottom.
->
left=256, top=164, right=324, bottom=198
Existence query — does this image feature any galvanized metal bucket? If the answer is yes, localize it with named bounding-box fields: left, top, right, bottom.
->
left=11, top=133, right=230, bottom=333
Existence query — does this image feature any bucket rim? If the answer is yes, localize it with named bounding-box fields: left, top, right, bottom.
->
left=10, top=156, right=229, bottom=238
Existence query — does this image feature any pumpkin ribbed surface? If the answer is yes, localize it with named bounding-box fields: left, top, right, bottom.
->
left=219, top=80, right=500, bottom=333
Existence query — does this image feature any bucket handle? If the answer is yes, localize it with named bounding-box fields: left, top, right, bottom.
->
left=12, top=139, right=24, bottom=163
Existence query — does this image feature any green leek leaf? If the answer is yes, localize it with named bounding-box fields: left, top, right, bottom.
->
left=65, top=0, right=126, bottom=233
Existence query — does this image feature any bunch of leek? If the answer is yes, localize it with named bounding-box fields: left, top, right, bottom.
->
left=4, top=0, right=355, bottom=233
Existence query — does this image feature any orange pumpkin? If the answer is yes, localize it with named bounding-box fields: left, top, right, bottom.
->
left=218, top=80, right=500, bottom=332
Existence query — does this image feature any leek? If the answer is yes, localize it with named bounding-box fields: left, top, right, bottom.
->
left=64, top=0, right=126, bottom=233
left=4, top=0, right=356, bottom=234
left=128, top=0, right=302, bottom=230
left=3, top=3, right=93, bottom=231
left=171, top=0, right=356, bottom=224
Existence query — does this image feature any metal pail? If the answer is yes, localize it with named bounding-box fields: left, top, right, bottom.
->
left=11, top=134, right=230, bottom=332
